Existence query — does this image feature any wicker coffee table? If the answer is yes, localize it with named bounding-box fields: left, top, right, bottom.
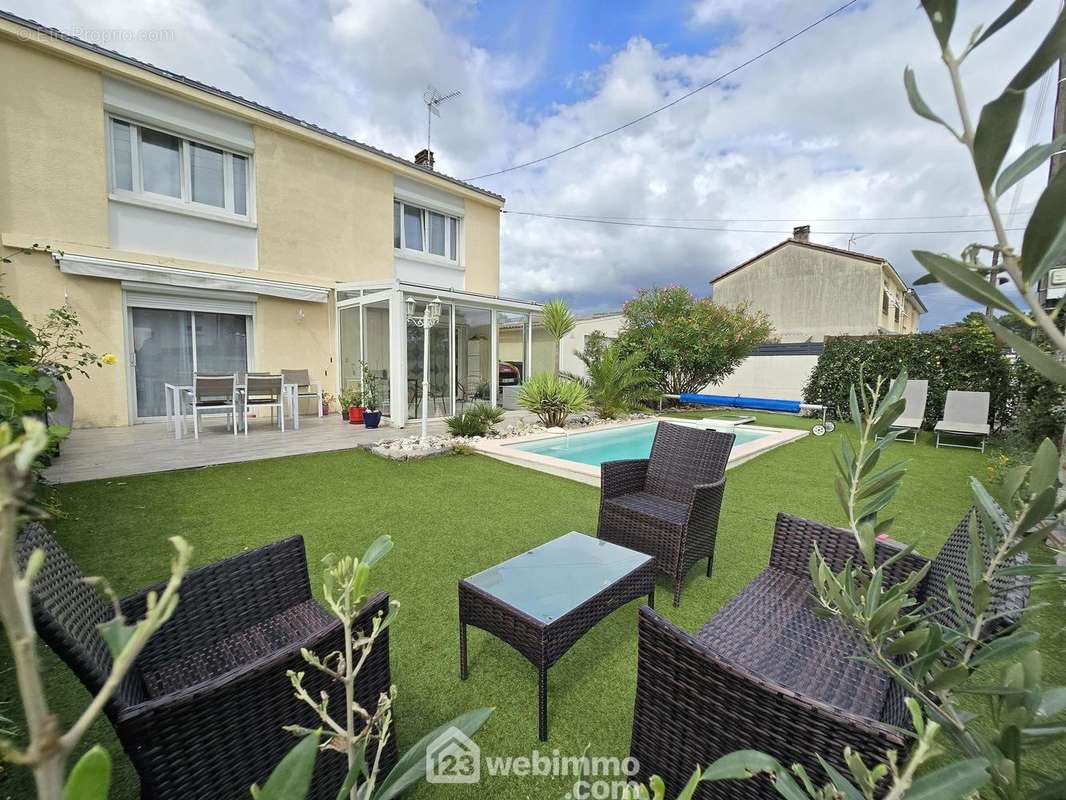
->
left=459, top=531, right=656, bottom=740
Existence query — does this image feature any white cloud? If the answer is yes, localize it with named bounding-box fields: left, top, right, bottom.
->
left=5, top=0, right=1058, bottom=327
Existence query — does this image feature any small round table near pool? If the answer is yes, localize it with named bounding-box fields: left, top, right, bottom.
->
left=458, top=531, right=656, bottom=741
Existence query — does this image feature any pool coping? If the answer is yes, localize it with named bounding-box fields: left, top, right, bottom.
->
left=471, top=416, right=809, bottom=486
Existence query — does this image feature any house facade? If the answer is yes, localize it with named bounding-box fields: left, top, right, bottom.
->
left=707, top=227, right=927, bottom=400
left=0, top=12, right=543, bottom=429
left=710, top=227, right=926, bottom=342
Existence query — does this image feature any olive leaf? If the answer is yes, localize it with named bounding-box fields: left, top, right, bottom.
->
left=1009, top=8, right=1066, bottom=91
left=973, top=89, right=1025, bottom=191
left=996, top=134, right=1066, bottom=197
left=988, top=318, right=1066, bottom=385
left=920, top=0, right=958, bottom=50
left=912, top=251, right=1023, bottom=315
left=973, top=0, right=1035, bottom=49
left=903, top=67, right=958, bottom=137
left=1021, top=163, right=1066, bottom=285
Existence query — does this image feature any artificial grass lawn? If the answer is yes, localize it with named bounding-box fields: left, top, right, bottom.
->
left=1, top=411, right=1063, bottom=798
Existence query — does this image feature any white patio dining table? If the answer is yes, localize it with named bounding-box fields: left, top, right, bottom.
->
left=163, top=382, right=301, bottom=440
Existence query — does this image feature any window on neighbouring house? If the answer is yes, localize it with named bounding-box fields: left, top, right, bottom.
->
left=393, top=199, right=460, bottom=261
left=882, top=290, right=890, bottom=315
left=108, top=116, right=253, bottom=219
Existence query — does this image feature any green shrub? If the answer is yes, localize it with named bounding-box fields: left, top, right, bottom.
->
left=446, top=410, right=485, bottom=437
left=803, top=315, right=1012, bottom=429
left=517, top=373, right=590, bottom=428
left=1012, top=331, right=1066, bottom=445
left=445, top=400, right=505, bottom=437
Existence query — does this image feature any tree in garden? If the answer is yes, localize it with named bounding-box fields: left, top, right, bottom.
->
left=0, top=418, right=191, bottom=800
left=904, top=0, right=1066, bottom=501
left=625, top=4, right=1066, bottom=798
left=540, top=298, right=576, bottom=375
left=615, top=286, right=773, bottom=395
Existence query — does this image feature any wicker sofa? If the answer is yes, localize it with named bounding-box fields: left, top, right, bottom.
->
left=15, top=525, right=397, bottom=800
left=629, top=510, right=1031, bottom=799
left=598, top=423, right=735, bottom=607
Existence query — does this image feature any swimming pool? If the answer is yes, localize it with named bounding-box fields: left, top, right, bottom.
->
left=509, top=421, right=769, bottom=467
left=474, top=418, right=808, bottom=485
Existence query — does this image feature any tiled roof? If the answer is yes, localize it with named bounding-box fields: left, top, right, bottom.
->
left=0, top=10, right=505, bottom=204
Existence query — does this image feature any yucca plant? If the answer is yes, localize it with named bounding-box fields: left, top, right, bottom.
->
left=541, top=299, right=576, bottom=375
left=517, top=373, right=590, bottom=428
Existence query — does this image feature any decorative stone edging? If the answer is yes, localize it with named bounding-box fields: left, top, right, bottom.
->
left=366, top=412, right=654, bottom=460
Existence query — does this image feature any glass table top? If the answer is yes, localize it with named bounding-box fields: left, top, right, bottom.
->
left=462, top=532, right=653, bottom=623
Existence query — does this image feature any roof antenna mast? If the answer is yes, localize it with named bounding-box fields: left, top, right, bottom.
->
left=424, top=85, right=461, bottom=156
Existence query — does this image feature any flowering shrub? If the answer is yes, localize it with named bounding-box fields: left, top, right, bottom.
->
left=615, top=286, right=773, bottom=394
left=803, top=314, right=1012, bottom=430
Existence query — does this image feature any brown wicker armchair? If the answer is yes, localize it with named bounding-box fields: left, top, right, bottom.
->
left=598, top=423, right=735, bottom=607
left=15, top=524, right=397, bottom=800
left=628, top=510, right=1031, bottom=799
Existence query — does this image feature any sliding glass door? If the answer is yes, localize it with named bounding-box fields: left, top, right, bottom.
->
left=129, top=306, right=250, bottom=419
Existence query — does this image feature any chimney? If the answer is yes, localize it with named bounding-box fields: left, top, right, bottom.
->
left=414, top=148, right=435, bottom=169
left=793, top=225, right=810, bottom=242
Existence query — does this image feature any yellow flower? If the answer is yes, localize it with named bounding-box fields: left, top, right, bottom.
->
left=101, top=353, right=118, bottom=366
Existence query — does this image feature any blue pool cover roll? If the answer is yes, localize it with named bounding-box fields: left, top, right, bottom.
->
left=679, top=393, right=802, bottom=414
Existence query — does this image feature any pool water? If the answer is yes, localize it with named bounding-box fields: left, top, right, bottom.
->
left=508, top=421, right=767, bottom=467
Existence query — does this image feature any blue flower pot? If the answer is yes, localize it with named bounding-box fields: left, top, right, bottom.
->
left=363, top=410, right=382, bottom=429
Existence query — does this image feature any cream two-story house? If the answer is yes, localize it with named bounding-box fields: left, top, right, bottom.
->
left=711, top=226, right=926, bottom=342
left=706, top=226, right=927, bottom=401
left=1, top=11, right=548, bottom=429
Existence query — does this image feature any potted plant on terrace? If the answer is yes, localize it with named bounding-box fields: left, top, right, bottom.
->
left=339, top=386, right=362, bottom=424
left=320, top=391, right=335, bottom=416
left=360, top=361, right=382, bottom=429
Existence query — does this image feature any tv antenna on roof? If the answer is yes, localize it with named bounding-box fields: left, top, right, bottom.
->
left=424, top=85, right=461, bottom=157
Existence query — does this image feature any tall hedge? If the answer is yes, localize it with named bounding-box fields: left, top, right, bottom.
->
left=803, top=316, right=1012, bottom=430
left=1012, top=330, right=1066, bottom=444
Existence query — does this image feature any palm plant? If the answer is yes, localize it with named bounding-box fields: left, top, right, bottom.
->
left=541, top=299, right=576, bottom=375
left=577, top=345, right=657, bottom=419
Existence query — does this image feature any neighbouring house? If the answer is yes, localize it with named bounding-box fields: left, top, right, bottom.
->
left=558, top=312, right=625, bottom=378
left=0, top=11, right=546, bottom=429
left=707, top=225, right=927, bottom=400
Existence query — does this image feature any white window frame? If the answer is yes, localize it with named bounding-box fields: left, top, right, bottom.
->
left=393, top=199, right=462, bottom=264
left=107, top=114, right=256, bottom=226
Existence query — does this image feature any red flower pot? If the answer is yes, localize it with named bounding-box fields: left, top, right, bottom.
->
left=349, top=406, right=365, bottom=424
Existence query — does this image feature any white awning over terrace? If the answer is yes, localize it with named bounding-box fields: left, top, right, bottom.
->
left=56, top=253, right=331, bottom=303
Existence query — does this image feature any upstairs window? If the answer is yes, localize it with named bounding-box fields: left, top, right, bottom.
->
left=393, top=200, right=460, bottom=262
left=108, top=117, right=252, bottom=220
left=882, top=290, right=890, bottom=315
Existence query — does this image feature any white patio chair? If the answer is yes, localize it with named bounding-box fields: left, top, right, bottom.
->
left=886, top=379, right=928, bottom=444
left=243, top=374, right=285, bottom=435
left=192, top=374, right=238, bottom=439
left=934, top=390, right=990, bottom=452
left=282, top=369, right=322, bottom=418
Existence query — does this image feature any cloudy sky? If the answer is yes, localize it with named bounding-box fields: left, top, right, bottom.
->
left=7, top=0, right=1058, bottom=327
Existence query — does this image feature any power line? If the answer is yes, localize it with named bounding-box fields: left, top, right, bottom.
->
left=465, top=0, right=861, bottom=182
left=502, top=209, right=1026, bottom=235
left=502, top=208, right=1033, bottom=223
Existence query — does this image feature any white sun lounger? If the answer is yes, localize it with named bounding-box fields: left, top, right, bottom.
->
left=886, top=379, right=928, bottom=444
left=935, top=390, right=991, bottom=452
